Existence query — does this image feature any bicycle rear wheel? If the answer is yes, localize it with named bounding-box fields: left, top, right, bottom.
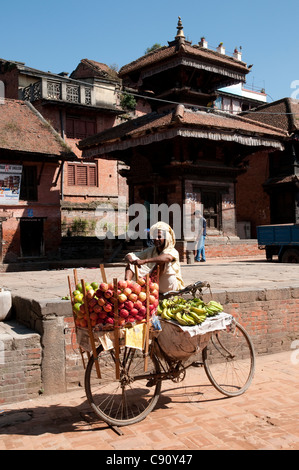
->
left=202, top=321, right=255, bottom=397
left=84, top=345, right=161, bottom=427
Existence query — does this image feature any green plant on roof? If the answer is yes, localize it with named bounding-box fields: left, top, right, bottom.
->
left=120, top=92, right=137, bottom=111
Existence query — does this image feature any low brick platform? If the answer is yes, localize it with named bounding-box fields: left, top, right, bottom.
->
left=0, top=322, right=42, bottom=404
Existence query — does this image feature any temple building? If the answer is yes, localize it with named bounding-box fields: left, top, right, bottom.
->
left=79, top=18, right=287, bottom=259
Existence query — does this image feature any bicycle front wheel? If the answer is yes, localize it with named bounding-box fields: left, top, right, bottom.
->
left=202, top=321, right=255, bottom=397
left=84, top=345, right=161, bottom=427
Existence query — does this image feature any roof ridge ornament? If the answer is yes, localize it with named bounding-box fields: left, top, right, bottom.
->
left=175, top=16, right=185, bottom=40
left=168, top=16, right=191, bottom=48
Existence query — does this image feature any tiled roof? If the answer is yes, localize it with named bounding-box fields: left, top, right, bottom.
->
left=241, top=98, right=299, bottom=134
left=0, top=98, right=75, bottom=158
left=119, top=43, right=249, bottom=77
left=79, top=105, right=287, bottom=151
left=70, top=59, right=121, bottom=82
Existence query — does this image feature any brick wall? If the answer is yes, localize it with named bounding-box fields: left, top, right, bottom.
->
left=210, top=286, right=299, bottom=355
left=0, top=322, right=42, bottom=405
left=205, top=239, right=262, bottom=259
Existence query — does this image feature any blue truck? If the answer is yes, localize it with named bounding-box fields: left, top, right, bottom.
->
left=256, top=224, right=299, bottom=263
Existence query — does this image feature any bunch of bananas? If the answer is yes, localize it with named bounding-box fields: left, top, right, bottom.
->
left=157, top=296, right=223, bottom=326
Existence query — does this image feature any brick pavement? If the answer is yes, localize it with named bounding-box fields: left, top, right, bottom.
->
left=0, top=350, right=298, bottom=450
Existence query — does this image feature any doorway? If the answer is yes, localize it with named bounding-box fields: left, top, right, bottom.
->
left=20, top=218, right=44, bottom=257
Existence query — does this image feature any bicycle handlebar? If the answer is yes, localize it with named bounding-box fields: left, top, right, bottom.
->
left=160, top=280, right=210, bottom=299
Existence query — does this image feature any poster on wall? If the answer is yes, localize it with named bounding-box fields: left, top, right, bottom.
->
left=0, top=164, right=22, bottom=204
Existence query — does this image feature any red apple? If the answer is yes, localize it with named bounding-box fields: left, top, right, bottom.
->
left=98, top=311, right=107, bottom=320
left=124, top=300, right=134, bottom=311
left=118, top=293, right=127, bottom=303
left=151, top=289, right=159, bottom=298
left=138, top=292, right=147, bottom=302
left=104, top=289, right=113, bottom=298
left=130, top=308, right=139, bottom=317
left=88, top=298, right=97, bottom=307
left=93, top=304, right=102, bottom=313
left=119, top=309, right=129, bottom=319
left=100, top=283, right=109, bottom=292
left=134, top=300, right=143, bottom=310
left=118, top=280, right=127, bottom=289
left=128, top=293, right=138, bottom=302
left=79, top=304, right=86, bottom=314
left=127, top=316, right=135, bottom=323
left=137, top=277, right=146, bottom=287
left=97, top=297, right=106, bottom=306
left=149, top=295, right=156, bottom=304
left=95, top=289, right=104, bottom=298
left=123, top=287, right=132, bottom=296
left=139, top=306, right=146, bottom=316
left=150, top=282, right=159, bottom=292
left=131, top=283, right=141, bottom=295
left=103, top=303, right=112, bottom=312
left=105, top=317, right=114, bottom=325
left=86, top=288, right=95, bottom=299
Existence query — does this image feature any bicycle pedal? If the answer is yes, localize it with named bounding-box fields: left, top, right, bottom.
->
left=146, top=378, right=156, bottom=387
left=191, top=361, right=203, bottom=367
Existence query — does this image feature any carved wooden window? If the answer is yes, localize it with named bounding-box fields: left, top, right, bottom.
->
left=66, top=84, right=80, bottom=103
left=47, top=81, right=61, bottom=100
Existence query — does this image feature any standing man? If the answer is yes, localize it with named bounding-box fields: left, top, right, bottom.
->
left=194, top=213, right=206, bottom=262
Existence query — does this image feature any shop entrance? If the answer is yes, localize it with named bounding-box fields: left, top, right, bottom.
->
left=20, top=218, right=45, bottom=257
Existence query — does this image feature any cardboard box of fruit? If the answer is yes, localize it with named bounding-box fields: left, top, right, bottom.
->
left=72, top=278, right=159, bottom=331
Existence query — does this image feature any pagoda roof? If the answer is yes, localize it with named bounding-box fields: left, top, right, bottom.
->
left=119, top=17, right=249, bottom=84
left=79, top=104, right=287, bottom=158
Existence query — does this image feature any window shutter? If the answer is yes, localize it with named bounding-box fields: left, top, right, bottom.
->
left=76, top=165, right=88, bottom=185
left=67, top=164, right=75, bottom=185
left=67, top=163, right=97, bottom=186
left=88, top=165, right=97, bottom=186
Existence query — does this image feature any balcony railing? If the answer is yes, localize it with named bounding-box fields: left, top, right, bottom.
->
left=22, top=78, right=94, bottom=106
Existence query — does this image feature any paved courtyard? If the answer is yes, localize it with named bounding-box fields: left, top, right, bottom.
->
left=0, top=350, right=298, bottom=450
left=0, top=256, right=299, bottom=301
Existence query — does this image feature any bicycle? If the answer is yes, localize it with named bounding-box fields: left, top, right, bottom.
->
left=84, top=281, right=256, bottom=427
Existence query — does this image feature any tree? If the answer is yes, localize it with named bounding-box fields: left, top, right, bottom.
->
left=145, top=43, right=162, bottom=54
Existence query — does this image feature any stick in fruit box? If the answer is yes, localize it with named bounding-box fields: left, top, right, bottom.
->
left=81, top=278, right=101, bottom=379
left=113, top=278, right=120, bottom=380
left=100, top=264, right=107, bottom=283
left=144, top=273, right=150, bottom=372
left=67, top=275, right=87, bottom=369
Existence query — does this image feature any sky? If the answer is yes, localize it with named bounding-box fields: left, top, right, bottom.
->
left=1, top=0, right=299, bottom=102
